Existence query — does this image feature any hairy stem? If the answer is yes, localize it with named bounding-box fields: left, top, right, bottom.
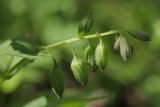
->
left=44, top=30, right=119, bottom=49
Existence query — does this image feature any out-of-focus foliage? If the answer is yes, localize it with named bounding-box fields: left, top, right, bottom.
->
left=23, top=96, right=48, bottom=107
left=0, top=0, right=160, bottom=107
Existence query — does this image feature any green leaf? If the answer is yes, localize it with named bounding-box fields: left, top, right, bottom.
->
left=95, top=34, right=109, bottom=70
left=11, top=40, right=39, bottom=56
left=51, top=57, right=64, bottom=99
left=85, top=42, right=98, bottom=72
left=78, top=12, right=93, bottom=38
left=127, top=30, right=151, bottom=42
left=71, top=55, right=88, bottom=86
left=4, top=58, right=34, bottom=79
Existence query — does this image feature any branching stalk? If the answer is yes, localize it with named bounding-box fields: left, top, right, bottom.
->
left=44, top=30, right=119, bottom=49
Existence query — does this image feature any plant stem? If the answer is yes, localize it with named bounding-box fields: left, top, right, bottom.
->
left=44, top=30, right=119, bottom=49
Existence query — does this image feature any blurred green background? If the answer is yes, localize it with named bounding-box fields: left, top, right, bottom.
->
left=0, top=0, right=160, bottom=107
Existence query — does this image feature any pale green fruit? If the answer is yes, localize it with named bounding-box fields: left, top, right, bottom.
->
left=95, top=39, right=108, bottom=70
left=71, top=56, right=88, bottom=86
left=85, top=45, right=98, bottom=72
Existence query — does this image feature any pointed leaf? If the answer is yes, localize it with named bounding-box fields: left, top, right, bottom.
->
left=78, top=12, right=93, bottom=38
left=127, top=30, right=151, bottom=42
left=11, top=40, right=39, bottom=56
left=51, top=58, right=64, bottom=99
left=4, top=58, right=34, bottom=79
left=71, top=56, right=88, bottom=86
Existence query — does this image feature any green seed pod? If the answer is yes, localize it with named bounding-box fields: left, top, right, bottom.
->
left=85, top=44, right=98, bottom=72
left=95, top=38, right=108, bottom=70
left=71, top=56, right=88, bottom=86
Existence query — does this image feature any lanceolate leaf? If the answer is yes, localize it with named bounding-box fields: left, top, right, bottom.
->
left=51, top=57, right=64, bottom=99
left=127, top=30, right=151, bottom=42
left=71, top=55, right=88, bottom=86
left=11, top=40, right=39, bottom=56
left=78, top=12, right=93, bottom=38
left=4, top=58, right=34, bottom=79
